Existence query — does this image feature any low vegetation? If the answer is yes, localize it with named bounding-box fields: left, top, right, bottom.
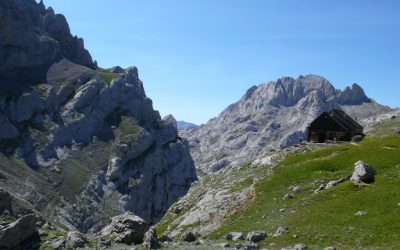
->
left=95, top=69, right=120, bottom=84
left=209, top=134, right=400, bottom=249
left=118, top=116, right=142, bottom=143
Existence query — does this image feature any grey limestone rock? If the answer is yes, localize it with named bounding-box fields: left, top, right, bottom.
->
left=111, top=66, right=125, bottom=73
left=0, top=57, right=197, bottom=233
left=0, top=0, right=95, bottom=93
left=226, top=231, right=244, bottom=241
left=51, top=237, right=66, bottom=250
left=181, top=75, right=389, bottom=175
left=273, top=226, right=288, bottom=237
left=100, top=212, right=149, bottom=244
left=0, top=214, right=39, bottom=249
left=350, top=161, right=376, bottom=184
left=246, top=230, right=267, bottom=242
left=143, top=227, right=161, bottom=249
left=181, top=231, right=196, bottom=242
left=66, top=231, right=87, bottom=249
left=235, top=242, right=258, bottom=249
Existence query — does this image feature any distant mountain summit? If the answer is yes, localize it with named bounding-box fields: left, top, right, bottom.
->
left=181, top=74, right=390, bottom=175
left=177, top=120, right=199, bottom=130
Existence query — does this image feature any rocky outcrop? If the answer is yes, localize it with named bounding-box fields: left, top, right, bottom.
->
left=0, top=0, right=95, bottom=94
left=350, top=161, right=376, bottom=184
left=100, top=212, right=149, bottom=244
left=66, top=231, right=87, bottom=249
left=143, top=227, right=161, bottom=249
left=180, top=231, right=196, bottom=242
left=0, top=49, right=196, bottom=233
left=181, top=75, right=390, bottom=175
left=0, top=214, right=39, bottom=249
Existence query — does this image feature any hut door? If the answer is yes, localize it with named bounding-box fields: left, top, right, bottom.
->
left=318, top=132, right=326, bottom=143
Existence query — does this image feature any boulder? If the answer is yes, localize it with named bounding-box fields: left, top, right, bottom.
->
left=235, top=242, right=258, bottom=250
left=158, top=234, right=173, bottom=242
left=273, top=226, right=288, bottom=237
left=181, top=231, right=196, bottom=242
left=283, top=243, right=308, bottom=250
left=354, top=211, right=367, bottom=216
left=283, top=193, right=295, bottom=200
left=143, top=227, right=160, bottom=249
left=288, top=185, right=300, bottom=192
left=246, top=230, right=267, bottom=242
left=0, top=214, right=38, bottom=249
left=225, top=231, right=244, bottom=241
left=314, top=184, right=325, bottom=193
left=66, top=231, right=87, bottom=249
left=323, top=247, right=336, bottom=250
left=110, top=66, right=125, bottom=73
left=326, top=178, right=347, bottom=189
left=350, top=161, right=376, bottom=184
left=100, top=212, right=149, bottom=244
left=51, top=237, right=66, bottom=250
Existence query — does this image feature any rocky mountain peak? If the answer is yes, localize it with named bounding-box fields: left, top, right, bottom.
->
left=181, top=74, right=390, bottom=175
left=338, top=83, right=370, bottom=105
left=0, top=0, right=95, bottom=94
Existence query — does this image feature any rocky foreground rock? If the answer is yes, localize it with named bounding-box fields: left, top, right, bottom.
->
left=181, top=75, right=390, bottom=175
left=100, top=212, right=149, bottom=244
left=0, top=214, right=39, bottom=249
left=350, top=161, right=376, bottom=184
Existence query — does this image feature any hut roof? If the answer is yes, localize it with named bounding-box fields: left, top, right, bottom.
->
left=309, top=109, right=363, bottom=132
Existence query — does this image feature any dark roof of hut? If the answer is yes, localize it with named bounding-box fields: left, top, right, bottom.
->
left=309, top=109, right=363, bottom=132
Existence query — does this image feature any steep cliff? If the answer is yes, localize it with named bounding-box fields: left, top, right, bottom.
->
left=0, top=0, right=197, bottom=235
left=0, top=0, right=95, bottom=94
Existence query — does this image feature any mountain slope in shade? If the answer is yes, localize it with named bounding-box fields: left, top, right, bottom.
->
left=181, top=74, right=390, bottom=175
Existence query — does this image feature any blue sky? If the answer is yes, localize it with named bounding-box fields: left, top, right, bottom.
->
left=42, top=0, right=400, bottom=124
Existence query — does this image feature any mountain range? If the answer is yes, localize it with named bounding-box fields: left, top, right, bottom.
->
left=181, top=75, right=390, bottom=175
left=0, top=0, right=398, bottom=249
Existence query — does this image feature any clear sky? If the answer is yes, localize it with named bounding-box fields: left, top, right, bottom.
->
left=41, top=0, right=400, bottom=124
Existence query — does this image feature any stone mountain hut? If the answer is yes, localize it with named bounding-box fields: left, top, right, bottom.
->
left=307, top=109, right=363, bottom=143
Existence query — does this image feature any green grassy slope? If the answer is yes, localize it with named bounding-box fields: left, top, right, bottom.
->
left=209, top=134, right=400, bottom=248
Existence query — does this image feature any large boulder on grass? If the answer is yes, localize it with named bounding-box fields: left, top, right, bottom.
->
left=350, top=161, right=376, bottom=184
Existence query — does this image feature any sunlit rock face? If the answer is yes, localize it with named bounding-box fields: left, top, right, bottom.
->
left=181, top=74, right=390, bottom=175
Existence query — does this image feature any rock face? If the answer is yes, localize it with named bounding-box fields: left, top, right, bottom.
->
left=350, top=161, right=376, bottom=183
left=0, top=0, right=95, bottom=94
left=0, top=214, right=39, bottom=249
left=181, top=75, right=390, bottom=175
left=143, top=227, right=161, bottom=249
left=0, top=0, right=197, bottom=235
left=0, top=61, right=197, bottom=232
left=180, top=231, right=196, bottom=242
left=100, top=212, right=149, bottom=244
left=66, top=231, right=87, bottom=249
